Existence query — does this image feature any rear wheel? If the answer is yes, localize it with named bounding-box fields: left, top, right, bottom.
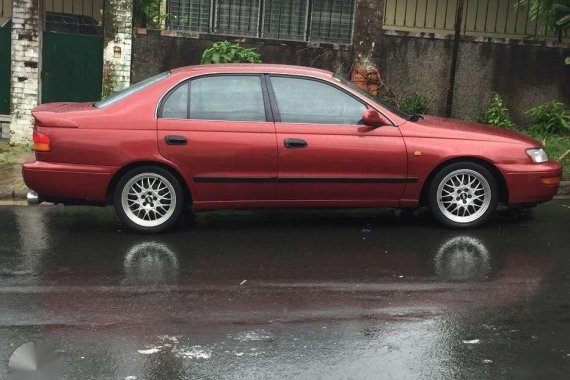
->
left=428, top=162, right=498, bottom=229
left=114, top=166, right=184, bottom=233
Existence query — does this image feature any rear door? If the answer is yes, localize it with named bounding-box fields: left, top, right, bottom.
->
left=268, top=75, right=408, bottom=204
left=157, top=74, right=277, bottom=204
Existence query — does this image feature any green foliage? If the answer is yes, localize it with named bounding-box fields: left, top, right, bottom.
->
left=481, top=93, right=517, bottom=130
left=135, top=0, right=167, bottom=29
left=201, top=41, right=262, bottom=64
left=399, top=92, right=430, bottom=115
left=516, top=0, right=570, bottom=35
left=526, top=100, right=570, bottom=134
left=553, top=2, right=570, bottom=28
left=0, top=141, right=31, bottom=165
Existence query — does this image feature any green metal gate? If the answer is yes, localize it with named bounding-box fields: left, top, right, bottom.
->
left=0, top=27, right=10, bottom=114
left=41, top=31, right=103, bottom=103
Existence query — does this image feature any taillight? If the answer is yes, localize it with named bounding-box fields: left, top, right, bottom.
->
left=33, top=129, right=51, bottom=152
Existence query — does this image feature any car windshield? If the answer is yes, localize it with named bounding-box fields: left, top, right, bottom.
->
left=333, top=74, right=416, bottom=121
left=94, top=72, right=170, bottom=108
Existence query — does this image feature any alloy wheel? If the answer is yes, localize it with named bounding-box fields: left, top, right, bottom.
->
left=436, top=169, right=492, bottom=224
left=121, top=173, right=177, bottom=228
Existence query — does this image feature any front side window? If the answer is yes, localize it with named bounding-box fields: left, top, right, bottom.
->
left=270, top=76, right=366, bottom=125
left=189, top=76, right=266, bottom=122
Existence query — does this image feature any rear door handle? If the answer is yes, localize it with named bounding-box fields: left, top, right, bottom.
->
left=284, top=138, right=308, bottom=149
left=165, top=135, right=187, bottom=145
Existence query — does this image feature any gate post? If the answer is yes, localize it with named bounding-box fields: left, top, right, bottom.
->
left=9, top=0, right=42, bottom=145
left=102, top=0, right=133, bottom=97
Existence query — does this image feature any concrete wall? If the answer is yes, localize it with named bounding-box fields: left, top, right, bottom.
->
left=131, top=31, right=354, bottom=84
left=133, top=30, right=568, bottom=126
left=453, top=40, right=570, bottom=125
left=377, top=33, right=454, bottom=116
left=378, top=32, right=569, bottom=125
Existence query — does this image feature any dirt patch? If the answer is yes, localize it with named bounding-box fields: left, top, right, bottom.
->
left=0, top=141, right=33, bottom=198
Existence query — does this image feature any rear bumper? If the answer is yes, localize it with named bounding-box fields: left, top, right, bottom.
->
left=498, top=161, right=562, bottom=205
left=22, top=160, right=117, bottom=204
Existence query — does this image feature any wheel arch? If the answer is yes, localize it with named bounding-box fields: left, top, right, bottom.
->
left=419, top=157, right=508, bottom=206
left=106, top=161, right=193, bottom=206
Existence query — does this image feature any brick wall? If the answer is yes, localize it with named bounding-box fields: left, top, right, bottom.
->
left=9, top=0, right=40, bottom=145
left=102, top=0, right=132, bottom=97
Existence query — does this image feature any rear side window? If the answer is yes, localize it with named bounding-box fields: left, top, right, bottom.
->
left=189, top=76, right=266, bottom=122
left=270, top=76, right=366, bottom=125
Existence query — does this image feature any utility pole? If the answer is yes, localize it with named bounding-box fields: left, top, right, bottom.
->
left=446, top=0, right=465, bottom=117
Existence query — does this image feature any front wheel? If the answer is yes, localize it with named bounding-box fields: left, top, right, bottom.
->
left=114, top=166, right=184, bottom=233
left=428, top=162, right=498, bottom=229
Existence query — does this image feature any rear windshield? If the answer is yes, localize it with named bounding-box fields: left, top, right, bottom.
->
left=94, top=72, right=170, bottom=108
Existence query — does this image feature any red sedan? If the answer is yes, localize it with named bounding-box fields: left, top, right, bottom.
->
left=23, top=64, right=561, bottom=233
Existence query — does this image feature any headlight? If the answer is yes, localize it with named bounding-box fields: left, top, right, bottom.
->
left=526, top=148, right=548, bottom=163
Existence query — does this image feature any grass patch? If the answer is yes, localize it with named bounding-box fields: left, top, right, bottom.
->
left=525, top=132, right=570, bottom=180
left=0, top=141, right=32, bottom=165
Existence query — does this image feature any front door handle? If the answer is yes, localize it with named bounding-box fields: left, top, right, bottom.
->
left=284, top=138, right=308, bottom=149
left=165, top=135, right=187, bottom=145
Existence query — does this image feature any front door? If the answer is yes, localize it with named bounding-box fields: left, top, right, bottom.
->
left=269, top=75, right=408, bottom=205
left=157, top=75, right=277, bottom=205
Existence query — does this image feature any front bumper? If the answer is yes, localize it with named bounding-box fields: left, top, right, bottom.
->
left=498, top=161, right=562, bottom=205
left=22, top=160, right=117, bottom=204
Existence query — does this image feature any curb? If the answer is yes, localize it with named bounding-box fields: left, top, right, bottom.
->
left=0, top=181, right=569, bottom=202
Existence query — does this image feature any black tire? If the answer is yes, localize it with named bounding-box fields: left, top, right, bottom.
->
left=114, top=166, right=184, bottom=233
left=428, top=162, right=498, bottom=229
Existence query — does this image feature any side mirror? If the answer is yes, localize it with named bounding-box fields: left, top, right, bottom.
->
left=361, top=109, right=390, bottom=128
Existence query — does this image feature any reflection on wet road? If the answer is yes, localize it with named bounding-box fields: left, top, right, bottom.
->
left=0, top=202, right=569, bottom=379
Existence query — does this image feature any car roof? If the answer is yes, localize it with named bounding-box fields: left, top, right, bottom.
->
left=171, top=64, right=334, bottom=80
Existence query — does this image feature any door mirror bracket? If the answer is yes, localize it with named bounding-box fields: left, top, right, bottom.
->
left=361, top=109, right=391, bottom=128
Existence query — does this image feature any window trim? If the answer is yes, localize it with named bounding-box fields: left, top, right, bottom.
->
left=266, top=74, right=394, bottom=127
left=157, top=73, right=274, bottom=122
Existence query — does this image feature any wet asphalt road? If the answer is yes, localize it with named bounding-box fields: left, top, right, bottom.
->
left=0, top=202, right=569, bottom=379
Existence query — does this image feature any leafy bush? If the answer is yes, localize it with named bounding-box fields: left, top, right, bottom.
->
left=201, top=41, right=262, bottom=64
left=516, top=0, right=570, bottom=36
left=526, top=100, right=570, bottom=135
left=481, top=93, right=517, bottom=130
left=399, top=92, right=429, bottom=115
left=135, top=0, right=167, bottom=29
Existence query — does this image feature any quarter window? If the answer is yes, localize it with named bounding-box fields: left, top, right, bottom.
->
left=270, top=76, right=366, bottom=125
left=189, top=76, right=266, bottom=122
left=162, top=83, right=189, bottom=119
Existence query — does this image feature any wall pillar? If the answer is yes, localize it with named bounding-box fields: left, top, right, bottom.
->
left=350, top=0, right=384, bottom=95
left=102, top=0, right=133, bottom=97
left=9, top=0, right=41, bottom=145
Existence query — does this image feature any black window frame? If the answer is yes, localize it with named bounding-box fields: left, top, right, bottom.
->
left=157, top=73, right=274, bottom=123
left=166, top=0, right=357, bottom=44
left=266, top=74, right=376, bottom=126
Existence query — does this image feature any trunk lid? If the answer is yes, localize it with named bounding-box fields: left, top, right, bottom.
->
left=32, top=102, right=94, bottom=128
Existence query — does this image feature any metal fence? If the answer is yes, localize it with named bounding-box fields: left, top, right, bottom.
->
left=383, top=0, right=568, bottom=41
left=1, top=0, right=102, bottom=28
left=163, top=0, right=356, bottom=43
left=45, top=0, right=102, bottom=21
